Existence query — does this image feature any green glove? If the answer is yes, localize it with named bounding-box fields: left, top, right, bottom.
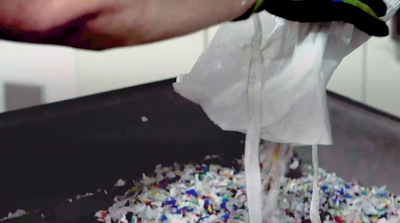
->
left=234, top=0, right=389, bottom=37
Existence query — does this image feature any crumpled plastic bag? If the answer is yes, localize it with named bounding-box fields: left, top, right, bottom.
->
left=174, top=0, right=400, bottom=146
left=174, top=1, right=400, bottom=222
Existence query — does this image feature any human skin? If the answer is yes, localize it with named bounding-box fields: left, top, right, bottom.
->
left=0, top=0, right=256, bottom=50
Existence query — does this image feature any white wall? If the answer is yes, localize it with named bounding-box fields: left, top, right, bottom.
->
left=0, top=41, right=77, bottom=112
left=327, top=46, right=365, bottom=102
left=76, top=31, right=204, bottom=96
left=365, top=20, right=400, bottom=117
left=324, top=19, right=400, bottom=118
left=0, top=31, right=204, bottom=111
left=0, top=31, right=205, bottom=112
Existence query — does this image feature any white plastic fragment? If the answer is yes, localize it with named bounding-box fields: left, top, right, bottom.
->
left=141, top=116, right=149, bottom=122
left=115, top=179, right=126, bottom=187
left=82, top=192, right=94, bottom=198
left=96, top=156, right=400, bottom=223
left=0, top=210, right=27, bottom=222
left=289, top=158, right=300, bottom=170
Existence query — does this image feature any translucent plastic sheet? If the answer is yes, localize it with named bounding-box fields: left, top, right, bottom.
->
left=243, top=15, right=263, bottom=223
left=174, top=0, right=400, bottom=146
left=260, top=142, right=293, bottom=222
left=310, top=145, right=321, bottom=223
left=174, top=0, right=400, bottom=222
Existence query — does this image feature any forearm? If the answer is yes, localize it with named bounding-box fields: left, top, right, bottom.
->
left=0, top=0, right=256, bottom=50
left=0, top=0, right=104, bottom=31
left=87, top=0, right=257, bottom=46
left=138, top=0, right=256, bottom=44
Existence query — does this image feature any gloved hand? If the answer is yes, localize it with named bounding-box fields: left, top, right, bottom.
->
left=234, top=0, right=389, bottom=37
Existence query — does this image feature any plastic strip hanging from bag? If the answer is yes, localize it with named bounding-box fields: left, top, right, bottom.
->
left=261, top=143, right=293, bottom=221
left=262, top=143, right=281, bottom=220
left=244, top=14, right=264, bottom=223
left=310, top=145, right=321, bottom=223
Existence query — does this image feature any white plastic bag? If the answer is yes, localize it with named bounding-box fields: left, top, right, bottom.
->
left=174, top=1, right=400, bottom=222
left=174, top=0, right=400, bottom=146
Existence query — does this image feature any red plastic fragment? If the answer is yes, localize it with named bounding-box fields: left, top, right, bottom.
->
left=334, top=216, right=343, bottom=223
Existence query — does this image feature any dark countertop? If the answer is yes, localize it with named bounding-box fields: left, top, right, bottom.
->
left=1, top=79, right=400, bottom=223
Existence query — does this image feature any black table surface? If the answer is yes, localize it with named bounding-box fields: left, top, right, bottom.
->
left=2, top=78, right=400, bottom=223
left=0, top=79, right=244, bottom=223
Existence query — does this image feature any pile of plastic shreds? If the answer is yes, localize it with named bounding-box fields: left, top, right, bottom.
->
left=95, top=156, right=400, bottom=223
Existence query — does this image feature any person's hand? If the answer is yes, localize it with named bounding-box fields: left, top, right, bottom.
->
left=235, top=0, right=389, bottom=37
left=0, top=0, right=147, bottom=50
left=0, top=0, right=257, bottom=50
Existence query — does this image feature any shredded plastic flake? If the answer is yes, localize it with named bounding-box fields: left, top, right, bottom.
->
left=95, top=160, right=400, bottom=223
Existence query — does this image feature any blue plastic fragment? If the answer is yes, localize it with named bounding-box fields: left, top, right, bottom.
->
left=345, top=184, right=351, bottom=189
left=344, top=194, right=352, bottom=199
left=338, top=188, right=345, bottom=196
left=199, top=216, right=209, bottom=221
left=378, top=192, right=387, bottom=197
left=221, top=213, right=230, bottom=220
left=321, top=185, right=329, bottom=191
left=165, top=199, right=177, bottom=206
left=161, top=215, right=168, bottom=222
left=186, top=189, right=198, bottom=198
left=221, top=199, right=228, bottom=211
left=184, top=207, right=194, bottom=212
left=308, top=190, right=313, bottom=195
left=333, top=196, right=338, bottom=204
left=233, top=204, right=238, bottom=211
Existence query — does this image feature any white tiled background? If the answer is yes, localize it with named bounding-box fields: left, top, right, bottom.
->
left=1, top=22, right=400, bottom=118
